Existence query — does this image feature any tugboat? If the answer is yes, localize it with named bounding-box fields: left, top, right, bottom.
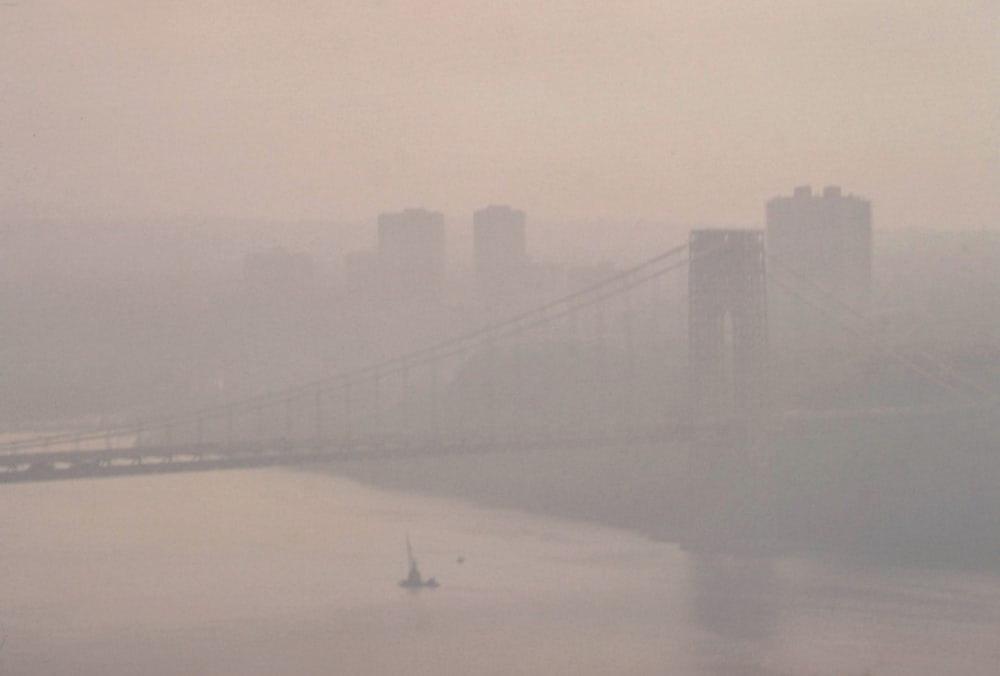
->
left=398, top=534, right=438, bottom=589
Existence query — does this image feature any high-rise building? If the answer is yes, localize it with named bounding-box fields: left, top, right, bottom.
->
left=766, top=185, right=872, bottom=344
left=377, top=208, right=446, bottom=299
left=473, top=205, right=528, bottom=305
left=243, top=246, right=315, bottom=297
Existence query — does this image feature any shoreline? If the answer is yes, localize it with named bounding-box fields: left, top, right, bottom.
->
left=313, top=416, right=1000, bottom=574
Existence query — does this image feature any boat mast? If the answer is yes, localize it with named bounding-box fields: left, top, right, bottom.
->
left=406, top=533, right=416, bottom=569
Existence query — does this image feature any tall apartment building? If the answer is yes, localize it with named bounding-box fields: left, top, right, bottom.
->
left=473, top=205, right=528, bottom=306
left=766, top=185, right=872, bottom=344
left=377, top=208, right=446, bottom=299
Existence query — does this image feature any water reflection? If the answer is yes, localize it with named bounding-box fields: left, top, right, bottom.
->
left=1, top=471, right=1000, bottom=675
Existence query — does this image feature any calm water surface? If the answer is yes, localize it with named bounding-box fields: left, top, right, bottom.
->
left=1, top=470, right=998, bottom=675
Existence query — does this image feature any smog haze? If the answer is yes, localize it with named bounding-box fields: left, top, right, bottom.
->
left=2, top=0, right=996, bottom=234
left=2, top=2, right=1000, bottom=675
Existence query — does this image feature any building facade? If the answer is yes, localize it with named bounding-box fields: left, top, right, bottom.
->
left=377, top=208, right=446, bottom=299
left=766, top=185, right=872, bottom=344
left=473, top=205, right=528, bottom=306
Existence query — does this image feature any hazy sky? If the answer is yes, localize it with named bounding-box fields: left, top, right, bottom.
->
left=2, top=1, right=997, bottom=232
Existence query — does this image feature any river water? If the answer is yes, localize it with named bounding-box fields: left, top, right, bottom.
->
left=1, top=469, right=999, bottom=675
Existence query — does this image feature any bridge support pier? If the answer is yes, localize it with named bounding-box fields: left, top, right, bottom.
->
left=684, top=229, right=772, bottom=551
left=684, top=423, right=774, bottom=550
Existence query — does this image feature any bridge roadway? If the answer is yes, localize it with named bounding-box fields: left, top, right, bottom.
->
left=0, top=426, right=705, bottom=484
left=0, top=403, right=983, bottom=485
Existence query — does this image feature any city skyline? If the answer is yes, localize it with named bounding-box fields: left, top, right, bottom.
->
left=5, top=185, right=991, bottom=287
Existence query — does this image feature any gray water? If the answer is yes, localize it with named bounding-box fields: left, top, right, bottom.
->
left=1, top=470, right=999, bottom=675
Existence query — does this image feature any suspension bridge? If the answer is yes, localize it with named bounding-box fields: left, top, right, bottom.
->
left=0, top=230, right=993, bottom=491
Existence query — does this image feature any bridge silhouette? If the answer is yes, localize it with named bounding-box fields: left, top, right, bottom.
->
left=0, top=231, right=992, bottom=491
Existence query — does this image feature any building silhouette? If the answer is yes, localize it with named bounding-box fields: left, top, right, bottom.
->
left=377, top=208, right=446, bottom=300
left=766, top=185, right=872, bottom=345
left=243, top=246, right=316, bottom=300
left=473, top=205, right=528, bottom=307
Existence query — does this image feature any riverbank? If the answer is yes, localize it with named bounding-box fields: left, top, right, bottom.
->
left=321, top=407, right=1000, bottom=572
left=321, top=440, right=690, bottom=540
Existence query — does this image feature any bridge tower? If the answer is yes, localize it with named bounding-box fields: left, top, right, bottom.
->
left=688, top=229, right=768, bottom=418
left=686, top=229, right=770, bottom=548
